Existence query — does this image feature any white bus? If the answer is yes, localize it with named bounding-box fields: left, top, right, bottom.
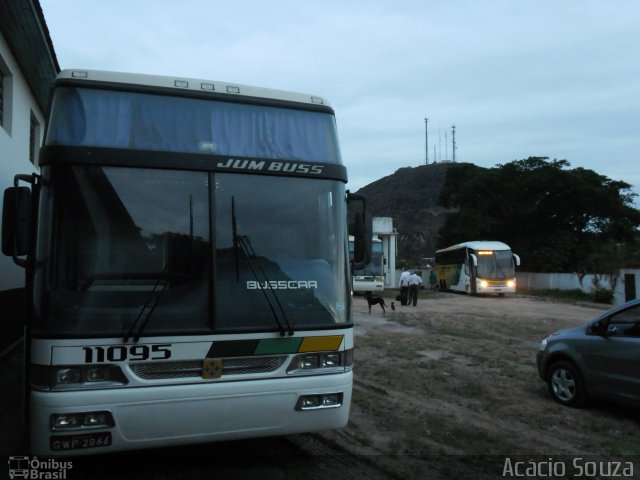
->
left=349, top=236, right=384, bottom=293
left=2, top=70, right=371, bottom=455
left=435, top=241, right=520, bottom=295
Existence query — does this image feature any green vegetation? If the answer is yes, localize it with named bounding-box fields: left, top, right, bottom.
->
left=439, top=157, right=640, bottom=273
left=523, top=288, right=614, bottom=304
left=524, top=288, right=593, bottom=302
left=356, top=163, right=454, bottom=265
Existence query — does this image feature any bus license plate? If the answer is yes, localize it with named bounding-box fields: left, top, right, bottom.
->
left=50, top=432, right=112, bottom=451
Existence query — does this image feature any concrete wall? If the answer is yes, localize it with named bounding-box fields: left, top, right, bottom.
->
left=516, top=272, right=610, bottom=293
left=373, top=217, right=397, bottom=288
left=389, top=267, right=640, bottom=306
left=517, top=270, right=640, bottom=305
left=614, top=269, right=640, bottom=305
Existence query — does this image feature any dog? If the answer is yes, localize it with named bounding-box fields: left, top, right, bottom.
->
left=365, top=292, right=386, bottom=314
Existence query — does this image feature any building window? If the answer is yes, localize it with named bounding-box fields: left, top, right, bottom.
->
left=30, top=112, right=41, bottom=164
left=0, top=70, right=4, bottom=127
left=0, top=54, right=12, bottom=134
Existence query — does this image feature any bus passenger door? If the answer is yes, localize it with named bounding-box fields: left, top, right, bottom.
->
left=468, top=253, right=478, bottom=294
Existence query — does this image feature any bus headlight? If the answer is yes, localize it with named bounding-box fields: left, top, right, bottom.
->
left=322, top=353, right=341, bottom=368
left=31, top=365, right=129, bottom=390
left=51, top=411, right=114, bottom=431
left=296, top=392, right=343, bottom=411
left=480, top=280, right=488, bottom=288
left=300, top=355, right=319, bottom=369
left=287, top=349, right=352, bottom=375
left=86, top=366, right=113, bottom=382
left=56, top=368, right=81, bottom=384
left=52, top=414, right=81, bottom=429
left=507, top=279, right=516, bottom=288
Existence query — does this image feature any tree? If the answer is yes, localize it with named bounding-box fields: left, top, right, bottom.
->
left=438, top=157, right=640, bottom=272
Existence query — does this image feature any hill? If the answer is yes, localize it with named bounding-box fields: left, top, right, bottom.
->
left=355, top=162, right=461, bottom=266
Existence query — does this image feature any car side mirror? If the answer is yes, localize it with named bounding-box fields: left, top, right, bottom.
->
left=589, top=320, right=608, bottom=336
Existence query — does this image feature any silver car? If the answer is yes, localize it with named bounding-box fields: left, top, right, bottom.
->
left=537, top=298, right=640, bottom=407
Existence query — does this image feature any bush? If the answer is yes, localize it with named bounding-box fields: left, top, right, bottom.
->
left=524, top=289, right=593, bottom=302
left=591, top=285, right=614, bottom=304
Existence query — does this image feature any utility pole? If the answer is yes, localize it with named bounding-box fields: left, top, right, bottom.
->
left=445, top=132, right=448, bottom=160
left=424, top=118, right=429, bottom=165
left=452, top=124, right=457, bottom=162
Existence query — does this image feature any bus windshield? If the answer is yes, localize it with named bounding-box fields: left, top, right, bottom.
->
left=33, top=165, right=348, bottom=336
left=353, top=252, right=384, bottom=277
left=475, top=250, right=515, bottom=279
left=349, top=240, right=383, bottom=277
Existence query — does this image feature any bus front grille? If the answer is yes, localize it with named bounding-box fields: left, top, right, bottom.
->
left=130, top=356, right=288, bottom=380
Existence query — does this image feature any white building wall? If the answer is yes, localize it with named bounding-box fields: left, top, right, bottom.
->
left=0, top=29, right=44, bottom=291
left=516, top=272, right=604, bottom=293
left=517, top=270, right=640, bottom=306
left=615, top=269, right=640, bottom=305
left=372, top=217, right=397, bottom=288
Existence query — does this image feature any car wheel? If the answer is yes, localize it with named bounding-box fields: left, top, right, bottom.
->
left=547, top=361, right=586, bottom=407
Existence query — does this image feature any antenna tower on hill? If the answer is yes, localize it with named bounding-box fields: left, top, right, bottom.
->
left=424, top=117, right=429, bottom=165
left=452, top=124, right=457, bottom=162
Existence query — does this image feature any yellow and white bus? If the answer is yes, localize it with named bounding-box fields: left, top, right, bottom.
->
left=2, top=69, right=370, bottom=455
left=435, top=241, right=520, bottom=295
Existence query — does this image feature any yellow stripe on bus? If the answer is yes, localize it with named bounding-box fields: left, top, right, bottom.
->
left=298, top=335, right=343, bottom=352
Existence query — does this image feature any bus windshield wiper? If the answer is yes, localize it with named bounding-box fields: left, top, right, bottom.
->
left=232, top=197, right=294, bottom=336
left=123, top=269, right=171, bottom=343
left=125, top=195, right=195, bottom=343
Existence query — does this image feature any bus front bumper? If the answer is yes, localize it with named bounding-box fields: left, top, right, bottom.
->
left=30, top=371, right=352, bottom=456
left=476, top=280, right=516, bottom=294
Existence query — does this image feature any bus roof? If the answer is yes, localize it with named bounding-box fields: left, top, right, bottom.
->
left=55, top=69, right=333, bottom=110
left=436, top=241, right=512, bottom=253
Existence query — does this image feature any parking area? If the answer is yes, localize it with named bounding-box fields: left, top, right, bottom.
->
left=3, top=293, right=639, bottom=479
left=316, top=292, right=640, bottom=478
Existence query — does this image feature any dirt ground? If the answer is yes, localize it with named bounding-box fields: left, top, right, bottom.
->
left=3, top=292, right=639, bottom=479
left=314, top=291, right=640, bottom=479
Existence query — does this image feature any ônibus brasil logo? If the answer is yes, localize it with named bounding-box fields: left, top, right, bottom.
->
left=8, top=456, right=73, bottom=479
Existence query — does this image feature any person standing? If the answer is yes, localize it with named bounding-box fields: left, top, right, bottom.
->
left=408, top=271, right=423, bottom=306
left=429, top=269, right=437, bottom=291
left=399, top=268, right=410, bottom=306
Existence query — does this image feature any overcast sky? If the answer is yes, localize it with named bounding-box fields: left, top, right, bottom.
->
left=40, top=1, right=640, bottom=197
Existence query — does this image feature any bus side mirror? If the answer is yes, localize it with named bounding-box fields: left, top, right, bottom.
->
left=347, top=192, right=372, bottom=270
left=2, top=186, right=32, bottom=267
left=513, top=253, right=521, bottom=266
left=469, top=253, right=478, bottom=267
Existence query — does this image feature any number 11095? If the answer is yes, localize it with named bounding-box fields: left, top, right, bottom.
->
left=82, top=344, right=172, bottom=363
